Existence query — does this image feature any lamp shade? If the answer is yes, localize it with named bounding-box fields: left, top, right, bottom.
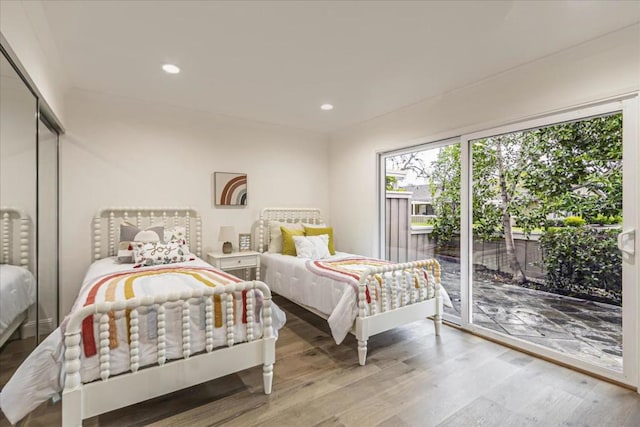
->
left=218, top=226, right=236, bottom=243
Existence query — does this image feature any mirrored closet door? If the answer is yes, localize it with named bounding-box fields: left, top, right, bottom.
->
left=0, top=51, right=38, bottom=349
left=1, top=45, right=60, bottom=355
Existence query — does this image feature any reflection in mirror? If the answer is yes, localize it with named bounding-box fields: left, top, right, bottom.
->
left=38, top=118, right=59, bottom=341
left=0, top=53, right=38, bottom=355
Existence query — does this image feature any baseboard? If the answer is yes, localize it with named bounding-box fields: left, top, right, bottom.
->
left=20, top=318, right=55, bottom=338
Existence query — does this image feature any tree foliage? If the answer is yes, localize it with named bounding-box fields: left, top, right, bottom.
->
left=423, top=113, right=623, bottom=282
left=429, top=145, right=461, bottom=245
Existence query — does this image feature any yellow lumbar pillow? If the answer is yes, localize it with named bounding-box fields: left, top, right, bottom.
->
left=304, top=226, right=335, bottom=255
left=281, top=226, right=305, bottom=256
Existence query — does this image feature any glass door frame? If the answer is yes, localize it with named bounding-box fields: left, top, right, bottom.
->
left=378, top=95, right=638, bottom=388
left=459, top=97, right=638, bottom=387
left=378, top=137, right=463, bottom=325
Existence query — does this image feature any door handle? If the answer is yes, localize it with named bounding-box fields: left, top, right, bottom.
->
left=618, top=229, right=635, bottom=260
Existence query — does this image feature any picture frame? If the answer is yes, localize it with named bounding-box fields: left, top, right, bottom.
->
left=214, top=172, right=247, bottom=206
left=238, top=233, right=252, bottom=252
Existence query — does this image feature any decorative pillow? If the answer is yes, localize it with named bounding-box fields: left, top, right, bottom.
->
left=120, top=221, right=164, bottom=243
left=133, top=240, right=192, bottom=268
left=281, top=226, right=305, bottom=256
left=268, top=221, right=304, bottom=253
left=293, top=234, right=331, bottom=260
left=304, top=226, right=335, bottom=255
left=164, top=226, right=187, bottom=244
left=117, top=222, right=164, bottom=263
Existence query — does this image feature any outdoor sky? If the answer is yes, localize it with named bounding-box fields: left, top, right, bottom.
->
left=386, top=146, right=443, bottom=186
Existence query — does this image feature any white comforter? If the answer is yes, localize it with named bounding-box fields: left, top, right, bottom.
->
left=0, top=264, right=36, bottom=336
left=261, top=252, right=451, bottom=345
left=0, top=256, right=285, bottom=425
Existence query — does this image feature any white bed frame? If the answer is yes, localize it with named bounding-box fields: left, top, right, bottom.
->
left=0, top=207, right=32, bottom=347
left=259, top=207, right=442, bottom=365
left=62, top=207, right=276, bottom=426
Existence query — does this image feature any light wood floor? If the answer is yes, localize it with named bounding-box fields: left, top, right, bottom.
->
left=2, top=296, right=640, bottom=426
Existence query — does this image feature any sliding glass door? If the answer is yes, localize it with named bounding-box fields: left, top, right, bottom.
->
left=382, top=139, right=462, bottom=321
left=463, top=99, right=638, bottom=385
left=380, top=97, right=638, bottom=386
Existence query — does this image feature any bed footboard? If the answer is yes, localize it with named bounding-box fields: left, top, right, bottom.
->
left=62, top=281, right=275, bottom=427
left=355, top=259, right=442, bottom=365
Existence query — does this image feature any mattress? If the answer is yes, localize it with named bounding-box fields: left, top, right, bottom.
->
left=261, top=252, right=452, bottom=345
left=0, top=264, right=36, bottom=336
left=0, top=256, right=285, bottom=425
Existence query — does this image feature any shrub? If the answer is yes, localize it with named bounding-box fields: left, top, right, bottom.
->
left=563, top=216, right=586, bottom=227
left=592, top=214, right=622, bottom=225
left=540, top=227, right=621, bottom=305
left=609, top=215, right=623, bottom=225
left=592, top=214, right=609, bottom=225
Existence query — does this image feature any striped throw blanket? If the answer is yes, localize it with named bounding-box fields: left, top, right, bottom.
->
left=80, top=265, right=250, bottom=357
left=306, top=257, right=427, bottom=303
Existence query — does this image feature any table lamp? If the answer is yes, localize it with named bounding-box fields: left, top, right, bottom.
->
left=219, top=226, right=236, bottom=254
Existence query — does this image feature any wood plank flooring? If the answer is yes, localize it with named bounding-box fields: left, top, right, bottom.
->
left=1, top=295, right=639, bottom=426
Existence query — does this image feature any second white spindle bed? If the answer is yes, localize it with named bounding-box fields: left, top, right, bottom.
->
left=259, top=207, right=444, bottom=366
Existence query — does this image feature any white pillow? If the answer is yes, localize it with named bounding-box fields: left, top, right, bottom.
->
left=292, top=234, right=330, bottom=260
left=267, top=221, right=304, bottom=253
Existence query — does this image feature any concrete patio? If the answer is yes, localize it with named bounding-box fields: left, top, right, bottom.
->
left=437, top=258, right=623, bottom=372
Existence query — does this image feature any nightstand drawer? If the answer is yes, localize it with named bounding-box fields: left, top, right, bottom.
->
left=219, top=255, right=258, bottom=269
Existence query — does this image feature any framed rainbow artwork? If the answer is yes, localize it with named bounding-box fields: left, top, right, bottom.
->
left=214, top=172, right=247, bottom=206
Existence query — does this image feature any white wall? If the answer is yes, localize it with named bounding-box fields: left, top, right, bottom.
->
left=328, top=24, right=640, bottom=258
left=59, top=89, right=330, bottom=314
left=0, top=0, right=68, bottom=125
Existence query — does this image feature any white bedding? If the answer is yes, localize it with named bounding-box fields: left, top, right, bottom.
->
left=261, top=252, right=451, bottom=345
left=0, top=264, right=36, bottom=336
left=0, top=256, right=285, bottom=425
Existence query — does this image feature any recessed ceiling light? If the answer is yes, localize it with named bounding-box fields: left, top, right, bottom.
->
left=320, top=103, right=334, bottom=111
left=162, top=64, right=180, bottom=74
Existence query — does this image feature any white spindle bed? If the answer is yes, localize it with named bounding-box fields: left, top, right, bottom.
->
left=0, top=207, right=34, bottom=347
left=52, top=207, right=277, bottom=426
left=259, top=207, right=443, bottom=366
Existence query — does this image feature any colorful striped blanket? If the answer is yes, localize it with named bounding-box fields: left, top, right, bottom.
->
left=80, top=265, right=251, bottom=357
left=305, top=257, right=427, bottom=303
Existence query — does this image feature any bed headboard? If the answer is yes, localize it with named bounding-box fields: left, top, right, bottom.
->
left=258, top=207, right=323, bottom=253
left=93, top=207, right=202, bottom=261
left=0, top=207, right=30, bottom=268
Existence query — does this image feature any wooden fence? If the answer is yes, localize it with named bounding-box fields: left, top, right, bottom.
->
left=386, top=193, right=545, bottom=280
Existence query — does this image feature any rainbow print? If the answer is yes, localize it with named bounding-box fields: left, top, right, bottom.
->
left=214, top=172, right=247, bottom=206
left=80, top=265, right=248, bottom=357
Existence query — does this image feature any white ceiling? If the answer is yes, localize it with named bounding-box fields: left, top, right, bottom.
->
left=41, top=1, right=640, bottom=132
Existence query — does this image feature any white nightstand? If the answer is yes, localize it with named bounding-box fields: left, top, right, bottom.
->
left=207, top=251, right=260, bottom=281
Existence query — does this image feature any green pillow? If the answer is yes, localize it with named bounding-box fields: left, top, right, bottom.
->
left=304, top=226, right=335, bottom=255
left=281, top=226, right=305, bottom=256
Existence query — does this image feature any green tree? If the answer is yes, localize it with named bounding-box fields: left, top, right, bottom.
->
left=425, top=113, right=622, bottom=284
left=429, top=145, right=461, bottom=245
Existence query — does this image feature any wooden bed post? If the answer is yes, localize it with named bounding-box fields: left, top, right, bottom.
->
left=262, top=294, right=275, bottom=394
left=62, top=325, right=84, bottom=427
left=356, top=275, right=369, bottom=366
left=433, top=261, right=442, bottom=336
